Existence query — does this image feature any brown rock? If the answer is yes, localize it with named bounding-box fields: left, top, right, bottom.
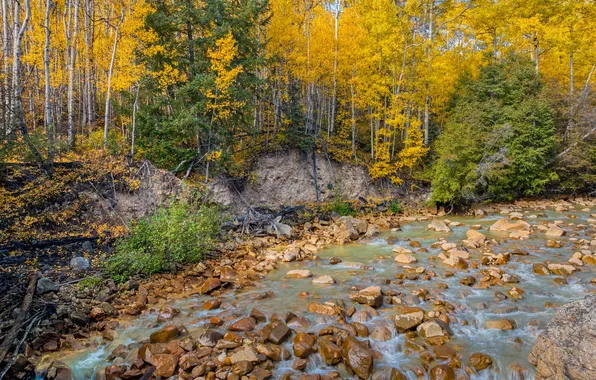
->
left=199, top=278, right=221, bottom=294
left=268, top=323, right=291, bottom=344
left=152, top=354, right=178, bottom=378
left=220, top=266, right=239, bottom=282
left=533, top=263, right=551, bottom=275
left=198, top=330, right=223, bottom=347
left=485, top=319, right=515, bottom=330
left=203, top=298, right=222, bottom=310
left=469, top=352, right=493, bottom=371
left=342, top=335, right=374, bottom=379
left=429, top=364, right=455, bottom=380
left=350, top=286, right=383, bottom=307
left=319, top=338, right=342, bottom=365
left=293, top=332, right=316, bottom=358
left=231, top=360, right=253, bottom=376
left=394, top=306, right=425, bottom=332
left=149, top=325, right=180, bottom=344
left=229, top=317, right=257, bottom=332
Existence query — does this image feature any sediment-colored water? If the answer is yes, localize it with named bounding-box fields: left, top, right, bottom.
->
left=57, top=208, right=595, bottom=379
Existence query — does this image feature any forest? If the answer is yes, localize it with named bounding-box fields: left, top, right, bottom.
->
left=0, top=0, right=593, bottom=205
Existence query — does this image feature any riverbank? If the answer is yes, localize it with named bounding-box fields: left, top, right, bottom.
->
left=14, top=197, right=596, bottom=379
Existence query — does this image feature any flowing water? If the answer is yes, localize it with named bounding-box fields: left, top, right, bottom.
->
left=56, top=208, right=596, bottom=379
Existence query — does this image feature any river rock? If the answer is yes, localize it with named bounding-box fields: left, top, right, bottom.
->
left=199, top=278, right=221, bottom=294
left=460, top=276, right=476, bottom=286
left=350, top=286, right=383, bottom=307
left=319, top=338, right=342, bottom=365
left=545, top=225, right=566, bottom=237
left=529, top=294, right=596, bottom=380
left=293, top=332, right=316, bottom=358
left=395, top=254, right=417, bottom=264
left=393, top=246, right=414, bottom=254
left=150, top=325, right=180, bottom=343
left=70, top=256, right=90, bottom=271
left=370, top=326, right=392, bottom=341
left=417, top=320, right=450, bottom=339
left=232, top=360, right=253, bottom=376
left=287, top=269, right=313, bottom=278
left=268, top=323, right=291, bottom=344
left=37, top=277, right=59, bottom=294
left=230, top=347, right=259, bottom=363
left=428, top=220, right=451, bottom=233
left=229, top=317, right=257, bottom=331
left=308, top=302, right=342, bottom=316
left=548, top=263, right=577, bottom=276
left=220, top=266, right=239, bottom=282
left=342, top=335, right=374, bottom=379
left=393, top=306, right=425, bottom=332
left=490, top=218, right=531, bottom=232
left=443, top=256, right=468, bottom=269
left=533, top=263, right=551, bottom=275
left=312, top=275, right=335, bottom=284
left=199, top=330, right=223, bottom=347
left=469, top=353, right=493, bottom=371
left=485, top=319, right=515, bottom=330
left=429, top=364, right=455, bottom=380
left=152, top=354, right=178, bottom=377
left=203, top=298, right=222, bottom=310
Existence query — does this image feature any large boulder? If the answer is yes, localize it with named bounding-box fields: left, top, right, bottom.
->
left=428, top=220, right=451, bottom=233
left=529, top=295, right=596, bottom=380
left=490, top=218, right=531, bottom=232
left=393, top=306, right=425, bottom=332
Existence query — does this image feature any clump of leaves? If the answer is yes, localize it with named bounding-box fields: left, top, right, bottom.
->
left=77, top=276, right=103, bottom=290
left=328, top=198, right=354, bottom=216
left=107, top=200, right=220, bottom=283
left=388, top=201, right=403, bottom=214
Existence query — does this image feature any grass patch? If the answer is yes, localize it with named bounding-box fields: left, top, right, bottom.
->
left=106, top=200, right=220, bottom=283
left=77, top=276, right=103, bottom=290
left=388, top=201, right=403, bottom=214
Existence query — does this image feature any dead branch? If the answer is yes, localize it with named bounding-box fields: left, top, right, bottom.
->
left=0, top=273, right=38, bottom=366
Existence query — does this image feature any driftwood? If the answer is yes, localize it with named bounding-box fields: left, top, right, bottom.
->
left=223, top=206, right=304, bottom=235
left=0, top=235, right=96, bottom=254
left=0, top=273, right=38, bottom=366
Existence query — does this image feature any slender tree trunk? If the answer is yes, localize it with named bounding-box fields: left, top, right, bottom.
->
left=424, top=0, right=434, bottom=146
left=12, top=0, right=43, bottom=163
left=67, top=0, right=79, bottom=148
left=44, top=0, right=54, bottom=164
left=103, top=9, right=125, bottom=148
left=1, top=0, right=10, bottom=134
left=329, top=0, right=339, bottom=137
left=130, top=83, right=140, bottom=156
left=350, top=77, right=356, bottom=159
left=569, top=52, right=574, bottom=97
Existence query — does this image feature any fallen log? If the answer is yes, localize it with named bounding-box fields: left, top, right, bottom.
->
left=0, top=273, right=38, bottom=366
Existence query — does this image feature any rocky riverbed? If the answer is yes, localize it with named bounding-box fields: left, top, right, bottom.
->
left=30, top=198, right=596, bottom=380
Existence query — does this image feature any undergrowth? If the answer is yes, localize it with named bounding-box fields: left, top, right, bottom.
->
left=106, top=200, right=220, bottom=282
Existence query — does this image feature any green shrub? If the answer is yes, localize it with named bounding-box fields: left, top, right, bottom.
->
left=77, top=276, right=103, bottom=290
left=107, top=200, right=220, bottom=282
left=329, top=198, right=354, bottom=216
left=388, top=201, right=402, bottom=214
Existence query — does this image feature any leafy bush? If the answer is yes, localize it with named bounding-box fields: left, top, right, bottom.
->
left=388, top=201, right=403, bottom=214
left=107, top=200, right=220, bottom=282
left=431, top=57, right=557, bottom=205
left=328, top=198, right=354, bottom=216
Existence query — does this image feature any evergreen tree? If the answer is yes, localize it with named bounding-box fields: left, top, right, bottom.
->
left=431, top=57, right=557, bottom=205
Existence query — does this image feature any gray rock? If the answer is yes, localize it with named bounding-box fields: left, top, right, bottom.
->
left=529, top=294, right=596, bottom=379
left=82, top=241, right=94, bottom=253
left=70, top=256, right=90, bottom=271
left=37, top=277, right=59, bottom=294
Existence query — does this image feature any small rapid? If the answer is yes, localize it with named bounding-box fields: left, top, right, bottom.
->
left=55, top=207, right=595, bottom=379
